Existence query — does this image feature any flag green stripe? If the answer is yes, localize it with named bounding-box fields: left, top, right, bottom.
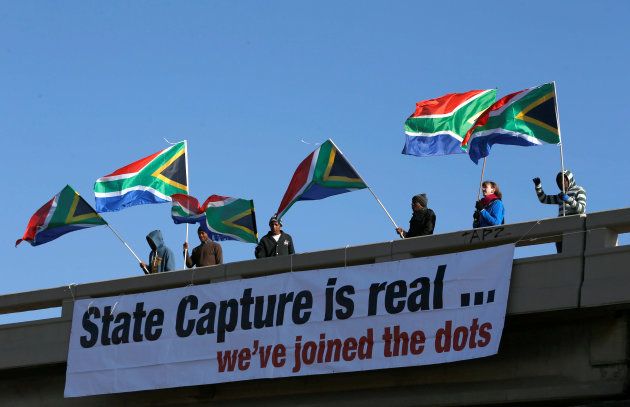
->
left=473, top=84, right=559, bottom=144
left=49, top=186, right=105, bottom=228
left=312, top=140, right=334, bottom=183
left=405, top=90, right=496, bottom=137
left=94, top=178, right=187, bottom=196
left=94, top=142, right=187, bottom=194
left=311, top=140, right=367, bottom=189
left=480, top=114, right=559, bottom=144
left=206, top=199, right=257, bottom=243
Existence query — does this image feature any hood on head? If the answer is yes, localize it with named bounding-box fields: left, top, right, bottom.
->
left=556, top=170, right=575, bottom=190
left=146, top=230, right=164, bottom=250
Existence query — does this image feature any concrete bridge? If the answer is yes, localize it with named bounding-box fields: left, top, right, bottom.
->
left=1, top=208, right=630, bottom=406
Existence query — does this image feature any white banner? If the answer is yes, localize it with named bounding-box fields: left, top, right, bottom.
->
left=65, top=244, right=514, bottom=397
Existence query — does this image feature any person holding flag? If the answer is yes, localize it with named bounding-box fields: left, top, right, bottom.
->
left=183, top=227, right=223, bottom=268
left=473, top=181, right=505, bottom=228
left=140, top=230, right=176, bottom=274
left=395, top=193, right=436, bottom=238
left=532, top=170, right=586, bottom=252
left=533, top=170, right=586, bottom=217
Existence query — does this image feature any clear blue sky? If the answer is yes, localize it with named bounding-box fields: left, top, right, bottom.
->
left=2, top=1, right=629, bottom=322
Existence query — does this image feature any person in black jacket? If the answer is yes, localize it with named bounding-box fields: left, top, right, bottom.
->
left=396, top=193, right=436, bottom=238
left=255, top=216, right=295, bottom=258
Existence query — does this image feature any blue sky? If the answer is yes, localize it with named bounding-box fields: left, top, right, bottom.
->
left=2, top=1, right=629, bottom=322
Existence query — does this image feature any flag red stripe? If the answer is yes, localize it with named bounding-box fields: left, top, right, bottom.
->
left=171, top=194, right=202, bottom=214
left=202, top=195, right=231, bottom=210
left=410, top=89, right=488, bottom=117
left=277, top=152, right=315, bottom=216
left=104, top=150, right=163, bottom=177
left=16, top=197, right=55, bottom=246
left=462, top=89, right=525, bottom=146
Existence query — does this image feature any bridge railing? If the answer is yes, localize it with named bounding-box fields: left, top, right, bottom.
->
left=2, top=208, right=630, bottom=371
left=0, top=212, right=592, bottom=318
left=582, top=208, right=630, bottom=307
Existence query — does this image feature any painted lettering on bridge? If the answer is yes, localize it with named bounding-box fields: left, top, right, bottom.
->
left=461, top=227, right=508, bottom=244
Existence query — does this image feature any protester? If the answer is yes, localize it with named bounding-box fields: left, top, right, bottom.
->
left=255, top=216, right=295, bottom=258
left=396, top=193, right=436, bottom=238
left=533, top=170, right=586, bottom=252
left=140, top=230, right=175, bottom=274
left=473, top=181, right=505, bottom=228
left=533, top=170, right=586, bottom=217
left=184, top=227, right=223, bottom=268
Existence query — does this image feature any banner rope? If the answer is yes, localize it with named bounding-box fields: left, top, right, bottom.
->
left=67, top=283, right=77, bottom=302
left=515, top=227, right=604, bottom=245
left=514, top=220, right=542, bottom=244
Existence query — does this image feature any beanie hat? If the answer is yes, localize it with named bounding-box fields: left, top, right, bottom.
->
left=269, top=216, right=282, bottom=226
left=412, top=193, right=428, bottom=207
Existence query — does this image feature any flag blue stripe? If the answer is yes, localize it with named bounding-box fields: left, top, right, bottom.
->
left=299, top=183, right=356, bottom=201
left=402, top=134, right=466, bottom=157
left=31, top=225, right=95, bottom=246
left=172, top=214, right=205, bottom=225
left=95, top=190, right=169, bottom=212
left=468, top=132, right=539, bottom=164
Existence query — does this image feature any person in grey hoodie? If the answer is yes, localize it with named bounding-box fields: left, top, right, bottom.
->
left=140, top=230, right=176, bottom=274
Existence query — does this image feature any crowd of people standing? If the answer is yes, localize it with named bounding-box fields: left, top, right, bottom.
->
left=139, top=169, right=586, bottom=273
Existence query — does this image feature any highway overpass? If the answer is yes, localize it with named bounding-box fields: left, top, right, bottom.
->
left=1, top=208, right=630, bottom=406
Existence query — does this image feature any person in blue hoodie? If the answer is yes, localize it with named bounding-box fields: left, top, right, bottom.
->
left=473, top=180, right=505, bottom=228
left=140, top=230, right=176, bottom=274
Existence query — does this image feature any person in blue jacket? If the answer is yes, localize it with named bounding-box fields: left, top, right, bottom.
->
left=140, top=230, right=176, bottom=274
left=473, top=180, right=505, bottom=228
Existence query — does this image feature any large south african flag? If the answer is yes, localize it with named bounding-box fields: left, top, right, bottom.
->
left=276, top=139, right=367, bottom=219
left=462, top=83, right=560, bottom=164
left=16, top=185, right=107, bottom=247
left=94, top=141, right=188, bottom=212
left=403, top=89, right=496, bottom=157
left=171, top=194, right=258, bottom=244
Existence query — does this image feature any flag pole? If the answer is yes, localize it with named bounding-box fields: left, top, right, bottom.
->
left=327, top=139, right=403, bottom=238
left=477, top=157, right=487, bottom=201
left=105, top=223, right=147, bottom=274
left=553, top=81, right=567, bottom=216
left=184, top=139, right=190, bottom=266
left=164, top=138, right=190, bottom=266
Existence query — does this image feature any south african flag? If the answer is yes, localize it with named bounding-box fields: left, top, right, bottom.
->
left=276, top=139, right=367, bottom=219
left=94, top=141, right=188, bottom=212
left=462, top=83, right=560, bottom=164
left=16, top=185, right=107, bottom=247
left=171, top=194, right=258, bottom=244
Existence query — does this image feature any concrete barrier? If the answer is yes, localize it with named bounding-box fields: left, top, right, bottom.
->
left=1, top=208, right=630, bottom=406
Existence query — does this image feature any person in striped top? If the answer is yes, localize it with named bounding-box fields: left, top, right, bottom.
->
left=533, top=170, right=586, bottom=252
left=533, top=170, right=586, bottom=216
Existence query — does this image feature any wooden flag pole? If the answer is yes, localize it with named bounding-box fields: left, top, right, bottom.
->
left=477, top=157, right=487, bottom=201
left=553, top=81, right=567, bottom=216
left=327, top=139, right=404, bottom=238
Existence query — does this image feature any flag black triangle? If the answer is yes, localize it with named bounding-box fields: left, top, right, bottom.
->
left=230, top=210, right=257, bottom=234
left=74, top=196, right=98, bottom=217
left=327, top=151, right=362, bottom=181
left=159, top=153, right=187, bottom=187
left=521, top=96, right=558, bottom=131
